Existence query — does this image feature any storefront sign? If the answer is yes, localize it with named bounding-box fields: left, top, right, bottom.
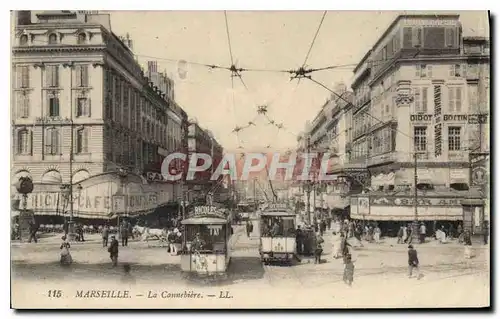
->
left=266, top=203, right=289, bottom=210
left=443, top=114, right=488, bottom=123
left=27, top=192, right=159, bottom=213
left=370, top=196, right=462, bottom=206
left=192, top=205, right=226, bottom=219
left=410, top=114, right=433, bottom=122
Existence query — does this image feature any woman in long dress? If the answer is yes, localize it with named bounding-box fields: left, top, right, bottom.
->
left=331, top=232, right=343, bottom=259
left=463, top=230, right=473, bottom=259
left=60, top=235, right=72, bottom=266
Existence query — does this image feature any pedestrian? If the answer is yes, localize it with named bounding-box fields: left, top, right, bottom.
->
left=60, top=235, right=73, bottom=266
left=341, top=232, right=351, bottom=262
left=343, top=253, right=355, bottom=287
left=406, top=225, right=414, bottom=244
left=78, top=223, right=85, bottom=242
left=121, top=221, right=129, bottom=247
left=314, top=232, right=324, bottom=264
left=108, top=235, right=119, bottom=267
left=374, top=225, right=381, bottom=243
left=63, top=219, right=69, bottom=236
left=320, top=219, right=326, bottom=236
left=326, top=215, right=332, bottom=230
left=168, top=228, right=177, bottom=255
left=397, top=226, right=404, bottom=244
left=246, top=220, right=253, bottom=237
left=448, top=224, right=455, bottom=240
left=121, top=264, right=136, bottom=285
left=296, top=226, right=303, bottom=255
left=28, top=221, right=38, bottom=243
left=457, top=223, right=463, bottom=239
left=407, top=244, right=421, bottom=279
left=102, top=224, right=109, bottom=247
left=483, top=221, right=489, bottom=245
left=419, top=222, right=426, bottom=244
left=463, top=230, right=473, bottom=259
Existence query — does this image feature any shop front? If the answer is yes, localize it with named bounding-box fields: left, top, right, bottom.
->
left=11, top=172, right=174, bottom=225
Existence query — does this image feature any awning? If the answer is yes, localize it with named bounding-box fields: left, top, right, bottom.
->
left=461, top=199, right=484, bottom=206
left=352, top=214, right=463, bottom=221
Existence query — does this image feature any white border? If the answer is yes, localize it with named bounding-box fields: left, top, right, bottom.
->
left=2, top=2, right=497, bottom=318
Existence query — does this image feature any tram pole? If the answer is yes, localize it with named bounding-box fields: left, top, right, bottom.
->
left=305, top=135, right=313, bottom=225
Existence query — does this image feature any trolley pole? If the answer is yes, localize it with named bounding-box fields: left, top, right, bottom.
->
left=305, top=135, right=313, bottom=225
left=412, top=149, right=419, bottom=243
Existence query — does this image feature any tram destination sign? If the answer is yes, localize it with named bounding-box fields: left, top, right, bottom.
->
left=192, top=205, right=226, bottom=219
left=266, top=203, right=289, bottom=210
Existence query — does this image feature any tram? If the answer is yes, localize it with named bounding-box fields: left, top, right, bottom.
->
left=180, top=205, right=232, bottom=277
left=259, top=203, right=296, bottom=265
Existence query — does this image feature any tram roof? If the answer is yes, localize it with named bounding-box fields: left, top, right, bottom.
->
left=260, top=210, right=295, bottom=217
left=181, top=217, right=229, bottom=225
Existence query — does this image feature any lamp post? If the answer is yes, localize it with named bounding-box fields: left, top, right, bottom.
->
left=116, top=167, right=128, bottom=229
left=15, top=176, right=34, bottom=242
left=60, top=183, right=82, bottom=241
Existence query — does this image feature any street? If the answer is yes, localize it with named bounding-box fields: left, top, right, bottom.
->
left=11, top=224, right=490, bottom=308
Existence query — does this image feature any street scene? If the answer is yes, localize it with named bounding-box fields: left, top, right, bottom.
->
left=10, top=10, right=490, bottom=309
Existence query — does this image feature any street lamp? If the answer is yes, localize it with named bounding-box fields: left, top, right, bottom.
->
left=116, top=168, right=129, bottom=229
left=15, top=176, right=34, bottom=242
left=60, top=183, right=82, bottom=241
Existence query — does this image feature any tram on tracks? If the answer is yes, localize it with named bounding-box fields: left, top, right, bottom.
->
left=180, top=205, right=232, bottom=278
left=259, top=203, right=296, bottom=265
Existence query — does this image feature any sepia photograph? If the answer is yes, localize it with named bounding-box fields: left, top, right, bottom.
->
left=9, top=9, right=490, bottom=309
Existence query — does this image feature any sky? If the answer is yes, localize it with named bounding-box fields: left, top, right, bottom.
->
left=107, top=10, right=489, bottom=152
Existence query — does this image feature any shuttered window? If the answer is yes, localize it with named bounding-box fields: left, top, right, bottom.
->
left=17, top=66, right=30, bottom=88
left=45, top=128, right=60, bottom=155
left=76, top=128, right=89, bottom=153
left=17, top=129, right=31, bottom=154
left=76, top=65, right=89, bottom=87
left=403, top=27, right=413, bottom=48
left=448, top=87, right=462, bottom=112
left=18, top=92, right=30, bottom=118
left=46, top=65, right=59, bottom=87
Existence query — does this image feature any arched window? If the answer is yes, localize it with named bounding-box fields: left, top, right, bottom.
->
left=48, top=33, right=58, bottom=44
left=19, top=34, right=28, bottom=46
left=77, top=33, right=86, bottom=44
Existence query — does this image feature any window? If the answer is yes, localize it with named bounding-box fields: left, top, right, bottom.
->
left=18, top=92, right=29, bottom=118
left=448, top=87, right=462, bottom=112
left=46, top=65, right=59, bottom=87
left=76, top=65, right=89, bottom=87
left=445, top=28, right=455, bottom=47
left=17, top=66, right=30, bottom=88
left=45, top=128, right=60, bottom=155
left=414, top=127, right=427, bottom=152
left=415, top=64, right=427, bottom=78
left=49, top=96, right=60, bottom=117
left=19, top=34, right=28, bottom=46
left=76, top=128, right=89, bottom=153
left=76, top=97, right=90, bottom=117
left=448, top=127, right=461, bottom=151
left=17, top=129, right=30, bottom=154
left=48, top=33, right=58, bottom=44
left=412, top=27, right=423, bottom=47
left=449, top=64, right=462, bottom=77
left=77, top=33, right=86, bottom=44
left=414, top=87, right=428, bottom=113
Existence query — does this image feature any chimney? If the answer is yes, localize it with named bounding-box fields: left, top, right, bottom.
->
left=16, top=11, right=31, bottom=25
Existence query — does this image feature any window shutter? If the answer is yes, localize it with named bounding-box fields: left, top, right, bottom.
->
left=23, top=94, right=29, bottom=117
left=45, top=67, right=52, bottom=87
left=83, top=128, right=89, bottom=153
left=13, top=129, right=19, bottom=154
left=422, top=87, right=428, bottom=113
left=448, top=87, right=455, bottom=112
left=54, top=129, right=60, bottom=154
left=54, top=66, right=59, bottom=87
left=16, top=66, right=22, bottom=89
left=427, top=65, right=433, bottom=78
left=449, top=65, right=454, bottom=77
left=456, top=87, right=462, bottom=112
left=44, top=129, right=50, bottom=154
left=82, top=65, right=88, bottom=87
left=403, top=27, right=413, bottom=48
left=75, top=65, right=82, bottom=87
left=29, top=130, right=33, bottom=155
left=414, top=88, right=421, bottom=112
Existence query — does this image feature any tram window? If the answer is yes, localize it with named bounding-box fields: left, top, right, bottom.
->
left=185, top=224, right=227, bottom=253
left=260, top=216, right=295, bottom=237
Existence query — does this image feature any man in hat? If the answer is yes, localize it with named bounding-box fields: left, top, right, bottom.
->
left=108, top=235, right=119, bottom=267
left=191, top=233, right=205, bottom=252
left=407, top=245, right=420, bottom=279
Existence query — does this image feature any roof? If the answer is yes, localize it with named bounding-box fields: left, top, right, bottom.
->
left=181, top=217, right=228, bottom=225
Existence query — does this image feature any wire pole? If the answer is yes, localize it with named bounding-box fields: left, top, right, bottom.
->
left=306, top=135, right=312, bottom=225
left=413, top=147, right=419, bottom=243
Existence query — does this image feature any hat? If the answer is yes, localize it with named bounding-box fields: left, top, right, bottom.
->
left=111, top=235, right=116, bottom=238
left=408, top=244, right=413, bottom=249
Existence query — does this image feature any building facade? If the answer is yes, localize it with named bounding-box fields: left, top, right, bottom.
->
left=11, top=11, right=190, bottom=221
left=186, top=121, right=225, bottom=203
left=346, top=14, right=489, bottom=233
